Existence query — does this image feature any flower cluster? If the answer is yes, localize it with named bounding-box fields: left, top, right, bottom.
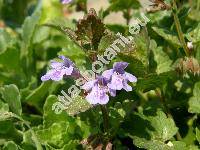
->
left=41, top=56, right=137, bottom=105
left=41, top=56, right=78, bottom=81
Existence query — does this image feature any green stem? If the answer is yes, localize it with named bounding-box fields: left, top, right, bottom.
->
left=172, top=0, right=190, bottom=56
left=124, top=9, right=131, bottom=25
left=100, top=105, right=109, bottom=133
left=143, top=27, right=151, bottom=72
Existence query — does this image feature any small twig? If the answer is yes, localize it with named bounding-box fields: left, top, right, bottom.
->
left=41, top=24, right=87, bottom=52
left=124, top=9, right=131, bottom=25
left=143, top=27, right=151, bottom=72
left=172, top=0, right=190, bottom=56
left=100, top=105, right=109, bottom=133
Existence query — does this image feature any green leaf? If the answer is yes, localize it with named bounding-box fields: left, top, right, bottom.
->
left=0, top=84, right=22, bottom=116
left=22, top=9, right=41, bottom=46
left=3, top=141, right=19, bottom=150
left=0, top=100, right=9, bottom=112
left=136, top=72, right=175, bottom=92
left=0, top=47, right=20, bottom=72
left=22, top=130, right=36, bottom=149
left=0, top=112, right=16, bottom=122
left=171, top=141, right=199, bottom=150
left=127, top=111, right=178, bottom=150
left=43, top=23, right=81, bottom=50
left=133, top=137, right=171, bottom=150
left=188, top=81, right=200, bottom=114
left=196, top=128, right=200, bottom=144
left=40, top=0, right=63, bottom=24
left=148, top=111, right=178, bottom=141
left=25, top=81, right=53, bottom=112
left=119, top=54, right=147, bottom=77
left=109, top=100, right=134, bottom=133
left=61, top=140, right=80, bottom=150
left=193, top=82, right=200, bottom=97
left=0, top=119, right=23, bottom=143
left=0, top=29, right=13, bottom=53
left=36, top=122, right=79, bottom=148
left=108, top=0, right=141, bottom=11
left=21, top=4, right=41, bottom=77
left=21, top=129, right=43, bottom=150
left=171, top=141, right=187, bottom=150
left=150, top=40, right=173, bottom=74
left=189, top=97, right=200, bottom=114
left=59, top=45, right=86, bottom=68
left=43, top=95, right=73, bottom=128
left=133, top=29, right=150, bottom=68
left=182, top=125, right=197, bottom=146
left=65, top=96, right=92, bottom=116
left=98, top=34, right=116, bottom=53
left=186, top=23, right=200, bottom=43
left=32, top=26, right=50, bottom=44
left=152, top=26, right=181, bottom=47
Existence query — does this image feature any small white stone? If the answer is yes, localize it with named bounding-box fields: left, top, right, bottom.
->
left=187, top=41, right=193, bottom=49
left=167, top=141, right=173, bottom=147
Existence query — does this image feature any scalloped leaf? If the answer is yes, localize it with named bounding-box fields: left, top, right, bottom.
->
left=196, top=128, right=200, bottom=145
left=150, top=40, right=173, bottom=74
left=0, top=84, right=22, bottom=116
left=0, top=112, right=16, bottom=121
left=188, top=81, right=200, bottom=114
left=152, top=26, right=181, bottom=47
left=64, top=96, right=92, bottom=116
left=128, top=111, right=178, bottom=150
left=186, top=23, right=200, bottom=43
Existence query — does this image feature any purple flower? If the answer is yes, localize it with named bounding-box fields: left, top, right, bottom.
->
left=102, top=62, right=137, bottom=92
left=60, top=0, right=72, bottom=4
left=82, top=76, right=116, bottom=105
left=41, top=56, right=78, bottom=81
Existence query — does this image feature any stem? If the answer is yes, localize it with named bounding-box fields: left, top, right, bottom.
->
left=143, top=27, right=151, bottom=72
left=100, top=105, right=109, bottom=133
left=172, top=0, right=190, bottom=56
left=124, top=9, right=131, bottom=25
left=197, top=0, right=200, bottom=10
left=155, top=89, right=182, bottom=141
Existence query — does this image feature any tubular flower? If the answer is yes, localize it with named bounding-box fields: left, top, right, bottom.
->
left=102, top=62, right=137, bottom=91
left=41, top=56, right=78, bottom=81
left=82, top=76, right=116, bottom=105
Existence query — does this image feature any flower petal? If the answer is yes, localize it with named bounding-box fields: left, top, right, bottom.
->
left=123, top=82, right=132, bottom=92
left=82, top=80, right=97, bottom=91
left=85, top=85, right=99, bottom=104
left=113, top=62, right=128, bottom=73
left=41, top=74, right=51, bottom=81
left=86, top=93, right=99, bottom=105
left=108, top=74, right=124, bottom=90
left=62, top=66, right=74, bottom=76
left=109, top=89, right=116, bottom=97
left=50, top=61, right=63, bottom=69
left=125, top=72, right=137, bottom=82
left=49, top=69, right=65, bottom=81
left=61, top=0, right=72, bottom=4
left=102, top=69, right=113, bottom=80
left=99, top=94, right=109, bottom=105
